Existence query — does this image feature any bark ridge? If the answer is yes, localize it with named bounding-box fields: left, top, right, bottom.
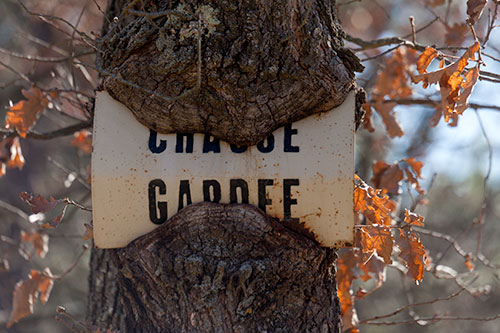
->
left=99, top=0, right=361, bottom=145
left=110, top=203, right=340, bottom=332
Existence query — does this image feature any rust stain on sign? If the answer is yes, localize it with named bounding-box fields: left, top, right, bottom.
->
left=92, top=91, right=355, bottom=248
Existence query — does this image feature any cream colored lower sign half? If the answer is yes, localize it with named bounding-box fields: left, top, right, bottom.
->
left=92, top=91, right=355, bottom=248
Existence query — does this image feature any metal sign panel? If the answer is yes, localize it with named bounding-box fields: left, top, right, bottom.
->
left=92, top=91, right=354, bottom=248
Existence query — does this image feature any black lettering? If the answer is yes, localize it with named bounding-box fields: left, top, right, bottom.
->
left=148, top=179, right=168, bottom=224
left=203, top=180, right=221, bottom=203
left=230, top=179, right=249, bottom=204
left=258, top=179, right=273, bottom=213
left=148, top=130, right=167, bottom=154
left=178, top=180, right=192, bottom=210
left=283, top=179, right=299, bottom=223
left=230, top=144, right=248, bottom=153
left=257, top=134, right=275, bottom=153
left=284, top=124, right=299, bottom=152
left=175, top=133, right=194, bottom=153
left=203, top=135, right=221, bottom=153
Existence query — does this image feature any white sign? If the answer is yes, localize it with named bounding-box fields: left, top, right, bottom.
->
left=92, top=91, right=355, bottom=248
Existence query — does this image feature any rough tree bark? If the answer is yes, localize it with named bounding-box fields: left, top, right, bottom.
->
left=87, top=0, right=361, bottom=331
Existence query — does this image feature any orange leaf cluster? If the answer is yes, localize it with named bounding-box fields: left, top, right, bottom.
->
left=338, top=228, right=389, bottom=331
left=413, top=43, right=480, bottom=126
left=338, top=223, right=428, bottom=329
left=5, top=87, right=53, bottom=138
left=19, top=231, right=49, bottom=261
left=71, top=130, right=92, bottom=155
left=7, top=268, right=54, bottom=328
left=0, top=137, right=25, bottom=177
left=341, top=174, right=428, bottom=330
left=354, top=174, right=396, bottom=225
left=364, top=47, right=418, bottom=138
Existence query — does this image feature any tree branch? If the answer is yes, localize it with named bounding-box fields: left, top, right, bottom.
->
left=375, top=98, right=500, bottom=112
left=0, top=121, right=93, bottom=140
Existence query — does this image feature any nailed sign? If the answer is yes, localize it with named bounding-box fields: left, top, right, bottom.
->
left=92, top=91, right=355, bottom=248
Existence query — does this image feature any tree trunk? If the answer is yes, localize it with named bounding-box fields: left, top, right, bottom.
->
left=88, top=0, right=361, bottom=331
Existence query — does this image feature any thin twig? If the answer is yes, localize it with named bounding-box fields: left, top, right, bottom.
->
left=0, top=47, right=94, bottom=63
left=483, top=1, right=499, bottom=47
left=49, top=245, right=89, bottom=281
left=0, top=200, right=29, bottom=221
left=0, top=59, right=32, bottom=84
left=409, top=16, right=416, bottom=45
left=473, top=110, right=492, bottom=255
left=0, top=235, right=19, bottom=246
left=361, top=313, right=500, bottom=326
left=345, top=33, right=426, bottom=52
left=359, top=287, right=466, bottom=324
left=63, top=198, right=92, bottom=212
left=47, top=157, right=91, bottom=191
left=15, top=0, right=95, bottom=49
left=0, top=121, right=93, bottom=140
left=374, top=98, right=500, bottom=112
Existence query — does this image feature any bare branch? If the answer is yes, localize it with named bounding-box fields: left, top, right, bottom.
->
left=372, top=98, right=500, bottom=112
left=15, top=0, right=96, bottom=49
left=362, top=313, right=500, bottom=326
left=49, top=244, right=89, bottom=281
left=0, top=47, right=94, bottom=63
left=0, top=121, right=93, bottom=140
left=344, top=33, right=426, bottom=52
left=0, top=200, right=29, bottom=221
left=63, top=198, right=92, bottom=212
left=359, top=287, right=466, bottom=324
left=473, top=110, right=493, bottom=255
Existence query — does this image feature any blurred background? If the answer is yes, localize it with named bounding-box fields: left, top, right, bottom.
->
left=0, top=0, right=499, bottom=332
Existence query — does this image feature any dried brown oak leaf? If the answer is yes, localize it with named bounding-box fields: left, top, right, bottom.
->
left=402, top=157, right=426, bottom=195
left=371, top=160, right=404, bottom=196
left=371, top=158, right=425, bottom=197
left=7, top=268, right=54, bottom=328
left=6, top=87, right=56, bottom=138
left=360, top=226, right=394, bottom=264
left=358, top=252, right=387, bottom=287
left=19, top=192, right=61, bottom=214
left=467, top=0, right=487, bottom=24
left=397, top=229, right=426, bottom=283
left=369, top=48, right=418, bottom=137
left=82, top=223, right=93, bottom=241
left=445, top=23, right=469, bottom=46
